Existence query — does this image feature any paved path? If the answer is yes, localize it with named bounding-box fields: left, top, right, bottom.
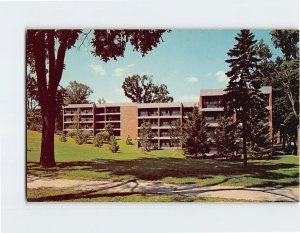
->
left=27, top=175, right=299, bottom=202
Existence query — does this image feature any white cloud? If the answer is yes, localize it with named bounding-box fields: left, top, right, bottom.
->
left=114, top=67, right=125, bottom=77
left=89, top=63, right=106, bottom=76
left=178, top=96, right=199, bottom=102
left=127, top=64, right=134, bottom=67
left=204, top=72, right=212, bottom=78
left=186, top=76, right=198, bottom=83
left=215, top=70, right=228, bottom=82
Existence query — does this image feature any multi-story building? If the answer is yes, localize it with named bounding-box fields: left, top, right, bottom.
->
left=199, top=86, right=272, bottom=134
left=63, top=86, right=272, bottom=149
left=137, top=102, right=195, bottom=148
left=63, top=102, right=196, bottom=149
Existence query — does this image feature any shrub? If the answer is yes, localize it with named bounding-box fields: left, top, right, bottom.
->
left=105, top=123, right=114, bottom=137
left=82, top=130, right=93, bottom=138
left=99, top=131, right=111, bottom=142
left=67, top=130, right=77, bottom=138
left=93, top=132, right=104, bottom=147
left=109, top=135, right=119, bottom=153
left=75, top=130, right=88, bottom=145
left=60, top=132, right=67, bottom=142
left=126, top=135, right=133, bottom=145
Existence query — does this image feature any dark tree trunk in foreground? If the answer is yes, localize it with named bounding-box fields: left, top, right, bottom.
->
left=40, top=103, right=56, bottom=167
left=28, top=30, right=72, bottom=167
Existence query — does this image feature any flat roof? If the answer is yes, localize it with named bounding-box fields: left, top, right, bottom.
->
left=95, top=102, right=137, bottom=107
left=200, top=86, right=272, bottom=96
left=64, top=102, right=199, bottom=109
left=137, top=102, right=197, bottom=108
left=64, top=104, right=93, bottom=108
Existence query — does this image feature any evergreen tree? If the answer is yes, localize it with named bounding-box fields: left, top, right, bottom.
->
left=109, top=135, right=119, bottom=153
left=223, top=30, right=267, bottom=167
left=182, top=107, right=210, bottom=158
left=139, top=120, right=153, bottom=152
left=59, top=132, right=67, bottom=143
left=105, top=123, right=114, bottom=138
left=169, top=119, right=182, bottom=148
left=247, top=117, right=272, bottom=159
left=75, top=130, right=88, bottom=145
left=126, top=135, right=133, bottom=145
left=93, top=132, right=104, bottom=147
left=211, top=116, right=240, bottom=159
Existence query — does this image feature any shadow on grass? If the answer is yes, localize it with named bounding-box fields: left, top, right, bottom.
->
left=27, top=155, right=299, bottom=188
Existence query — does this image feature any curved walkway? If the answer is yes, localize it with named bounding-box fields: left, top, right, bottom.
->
left=27, top=175, right=299, bottom=202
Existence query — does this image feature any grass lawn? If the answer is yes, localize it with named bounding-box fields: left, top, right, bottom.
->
left=27, top=130, right=299, bottom=189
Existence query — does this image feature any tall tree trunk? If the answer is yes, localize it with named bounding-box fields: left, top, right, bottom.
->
left=292, top=136, right=297, bottom=155
left=40, top=102, right=56, bottom=167
left=242, top=118, right=247, bottom=167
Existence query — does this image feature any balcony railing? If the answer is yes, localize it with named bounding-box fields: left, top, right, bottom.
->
left=203, top=103, right=222, bottom=108
left=139, top=112, right=158, bottom=117
left=160, top=133, right=170, bottom=137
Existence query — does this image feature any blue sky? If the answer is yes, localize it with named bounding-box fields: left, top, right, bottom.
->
left=61, top=30, right=280, bottom=103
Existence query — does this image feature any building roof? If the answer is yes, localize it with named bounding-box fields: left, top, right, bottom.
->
left=64, top=104, right=94, bottom=108
left=137, top=102, right=197, bottom=108
left=95, top=102, right=137, bottom=107
left=200, top=86, right=272, bottom=96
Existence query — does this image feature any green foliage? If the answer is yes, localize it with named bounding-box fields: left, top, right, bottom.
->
left=75, top=130, right=88, bottom=145
left=247, top=119, right=273, bottom=159
left=270, top=30, right=299, bottom=61
left=122, top=75, right=173, bottom=103
left=126, top=135, right=133, bottom=145
left=169, top=119, right=182, bottom=147
left=212, top=116, right=240, bottom=159
left=139, top=120, right=153, bottom=152
left=26, top=75, right=39, bottom=110
left=93, top=132, right=104, bottom=147
left=224, top=30, right=267, bottom=166
left=256, top=30, right=299, bottom=154
left=182, top=107, right=210, bottom=157
left=59, top=132, right=67, bottom=143
left=97, top=97, right=106, bottom=104
left=67, top=130, right=77, bottom=138
left=109, top=136, right=119, bottom=153
left=71, top=108, right=81, bottom=132
left=27, top=109, right=42, bottom=131
left=82, top=130, right=92, bottom=138
left=105, top=123, right=114, bottom=137
left=91, top=30, right=169, bottom=62
left=65, top=81, right=93, bottom=104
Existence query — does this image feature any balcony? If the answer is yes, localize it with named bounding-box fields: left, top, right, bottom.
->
left=81, top=111, right=93, bottom=115
left=64, top=111, right=75, bottom=115
left=138, top=111, right=159, bottom=118
left=204, top=116, right=218, bottom=123
left=106, top=116, right=120, bottom=122
left=106, top=107, right=120, bottom=114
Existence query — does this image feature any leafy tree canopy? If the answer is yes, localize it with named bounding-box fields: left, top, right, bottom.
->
left=122, top=74, right=173, bottom=103
left=65, top=81, right=93, bottom=104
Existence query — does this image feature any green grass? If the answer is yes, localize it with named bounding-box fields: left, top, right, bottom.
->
left=27, top=130, right=299, bottom=189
